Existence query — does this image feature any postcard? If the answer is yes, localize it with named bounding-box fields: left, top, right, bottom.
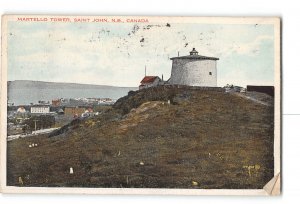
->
left=0, top=15, right=281, bottom=195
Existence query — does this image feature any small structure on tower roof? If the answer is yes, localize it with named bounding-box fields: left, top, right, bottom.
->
left=190, top=48, right=198, bottom=55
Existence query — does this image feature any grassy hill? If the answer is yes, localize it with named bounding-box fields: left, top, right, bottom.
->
left=7, top=86, right=274, bottom=189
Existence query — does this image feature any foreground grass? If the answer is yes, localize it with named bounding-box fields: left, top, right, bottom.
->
left=7, top=87, right=274, bottom=189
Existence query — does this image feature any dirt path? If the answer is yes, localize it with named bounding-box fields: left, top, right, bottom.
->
left=7, top=127, right=59, bottom=141
left=234, top=93, right=272, bottom=106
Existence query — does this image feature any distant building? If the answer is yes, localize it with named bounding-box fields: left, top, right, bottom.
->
left=17, top=106, right=26, bottom=113
left=85, top=107, right=94, bottom=113
left=52, top=99, right=61, bottom=107
left=7, top=102, right=14, bottom=106
left=38, top=100, right=50, bottom=105
left=57, top=108, right=64, bottom=115
left=247, top=85, right=274, bottom=97
left=31, top=105, right=50, bottom=114
left=60, top=98, right=70, bottom=106
left=139, top=76, right=162, bottom=90
left=69, top=98, right=87, bottom=106
left=169, top=48, right=219, bottom=87
left=98, top=98, right=114, bottom=104
left=64, top=106, right=87, bottom=117
left=82, top=107, right=94, bottom=117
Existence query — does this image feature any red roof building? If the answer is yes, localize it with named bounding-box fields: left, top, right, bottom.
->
left=139, top=76, right=161, bottom=90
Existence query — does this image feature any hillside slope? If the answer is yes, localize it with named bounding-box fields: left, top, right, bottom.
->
left=7, top=86, right=274, bottom=189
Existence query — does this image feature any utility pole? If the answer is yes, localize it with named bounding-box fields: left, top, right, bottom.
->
left=33, top=119, right=38, bottom=134
left=145, top=65, right=146, bottom=76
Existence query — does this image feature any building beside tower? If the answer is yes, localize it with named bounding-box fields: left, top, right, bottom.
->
left=139, top=76, right=162, bottom=90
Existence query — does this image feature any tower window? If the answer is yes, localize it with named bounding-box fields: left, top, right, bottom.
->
left=209, top=72, right=212, bottom=75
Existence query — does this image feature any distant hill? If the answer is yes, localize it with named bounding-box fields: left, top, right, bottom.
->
left=8, top=80, right=135, bottom=90
left=7, top=80, right=138, bottom=105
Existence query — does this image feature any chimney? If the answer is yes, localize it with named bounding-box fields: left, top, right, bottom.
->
left=178, top=51, right=180, bottom=57
left=162, top=74, right=164, bottom=81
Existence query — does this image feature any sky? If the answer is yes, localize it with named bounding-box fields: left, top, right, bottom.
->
left=7, top=20, right=275, bottom=87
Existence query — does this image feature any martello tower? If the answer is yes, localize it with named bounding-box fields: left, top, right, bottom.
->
left=169, top=48, right=219, bottom=87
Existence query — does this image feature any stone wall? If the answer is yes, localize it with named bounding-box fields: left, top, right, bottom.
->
left=169, top=58, right=217, bottom=86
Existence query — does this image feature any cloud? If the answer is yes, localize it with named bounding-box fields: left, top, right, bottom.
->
left=226, top=35, right=274, bottom=56
left=8, top=22, right=275, bottom=87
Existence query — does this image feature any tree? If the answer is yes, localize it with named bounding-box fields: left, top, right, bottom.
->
left=23, top=115, right=55, bottom=131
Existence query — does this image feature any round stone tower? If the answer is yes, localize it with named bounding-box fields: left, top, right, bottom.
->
left=169, top=48, right=219, bottom=87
